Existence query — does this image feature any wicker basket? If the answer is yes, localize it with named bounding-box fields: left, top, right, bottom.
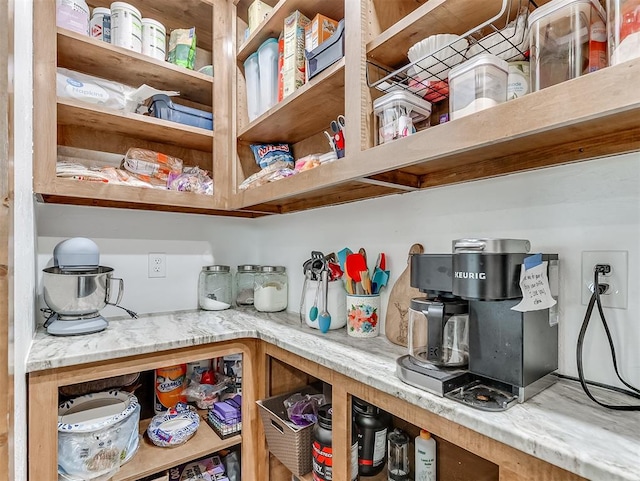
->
left=256, top=386, right=319, bottom=476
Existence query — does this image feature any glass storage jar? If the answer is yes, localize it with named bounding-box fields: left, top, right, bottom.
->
left=254, top=266, right=288, bottom=312
left=198, top=265, right=232, bottom=310
left=235, top=264, right=259, bottom=306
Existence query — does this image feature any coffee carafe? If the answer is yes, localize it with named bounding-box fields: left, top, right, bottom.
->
left=408, top=297, right=468, bottom=368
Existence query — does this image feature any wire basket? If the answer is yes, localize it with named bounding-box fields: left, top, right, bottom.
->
left=367, top=0, right=537, bottom=102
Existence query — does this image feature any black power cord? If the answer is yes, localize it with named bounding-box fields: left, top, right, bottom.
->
left=576, top=264, right=640, bottom=410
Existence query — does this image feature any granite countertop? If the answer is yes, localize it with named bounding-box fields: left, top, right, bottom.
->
left=28, top=309, right=640, bottom=481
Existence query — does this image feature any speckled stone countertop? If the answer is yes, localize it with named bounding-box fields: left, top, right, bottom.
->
left=28, top=309, right=640, bottom=481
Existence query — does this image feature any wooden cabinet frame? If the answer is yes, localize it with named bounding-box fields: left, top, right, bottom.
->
left=29, top=339, right=586, bottom=480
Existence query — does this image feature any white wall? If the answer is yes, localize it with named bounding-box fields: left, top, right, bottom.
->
left=36, top=152, right=640, bottom=392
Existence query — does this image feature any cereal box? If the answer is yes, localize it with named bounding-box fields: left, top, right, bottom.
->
left=305, top=14, right=339, bottom=52
left=282, top=10, right=310, bottom=98
left=248, top=0, right=273, bottom=34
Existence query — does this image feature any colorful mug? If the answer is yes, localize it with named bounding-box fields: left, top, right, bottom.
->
left=346, top=295, right=381, bottom=338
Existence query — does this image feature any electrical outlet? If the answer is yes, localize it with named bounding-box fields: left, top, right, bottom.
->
left=581, top=251, right=628, bottom=309
left=148, top=253, right=166, bottom=278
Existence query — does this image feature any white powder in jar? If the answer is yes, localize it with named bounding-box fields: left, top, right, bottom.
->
left=451, top=97, right=500, bottom=120
left=254, top=284, right=287, bottom=312
left=199, top=297, right=231, bottom=310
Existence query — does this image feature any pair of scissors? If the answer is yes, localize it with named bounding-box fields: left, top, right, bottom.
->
left=330, top=115, right=346, bottom=135
left=330, top=115, right=346, bottom=157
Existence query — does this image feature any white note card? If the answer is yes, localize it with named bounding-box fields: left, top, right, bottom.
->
left=511, top=261, right=557, bottom=312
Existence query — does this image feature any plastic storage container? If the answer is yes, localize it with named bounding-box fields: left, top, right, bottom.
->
left=244, top=52, right=261, bottom=122
left=258, top=38, right=279, bottom=114
left=353, top=397, right=391, bottom=476
left=235, top=264, right=259, bottom=306
left=373, top=90, right=432, bottom=145
left=110, top=2, right=142, bottom=53
left=306, top=19, right=345, bottom=80
left=198, top=265, right=232, bottom=310
left=56, top=0, right=90, bottom=36
left=449, top=53, right=509, bottom=120
left=148, top=94, right=213, bottom=130
left=607, top=0, right=640, bottom=65
left=142, top=18, right=167, bottom=61
left=528, top=0, right=607, bottom=91
left=90, top=7, right=111, bottom=42
left=254, top=266, right=288, bottom=312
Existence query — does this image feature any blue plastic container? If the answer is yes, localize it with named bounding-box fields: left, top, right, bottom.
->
left=306, top=19, right=345, bottom=80
left=148, top=94, right=213, bottom=130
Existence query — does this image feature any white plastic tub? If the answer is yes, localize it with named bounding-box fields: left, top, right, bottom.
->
left=142, top=18, right=167, bottom=61
left=110, top=2, right=142, bottom=53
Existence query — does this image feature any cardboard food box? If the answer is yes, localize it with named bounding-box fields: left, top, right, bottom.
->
left=282, top=10, right=310, bottom=98
left=169, top=455, right=229, bottom=481
left=305, top=14, right=339, bottom=52
left=248, top=0, right=273, bottom=34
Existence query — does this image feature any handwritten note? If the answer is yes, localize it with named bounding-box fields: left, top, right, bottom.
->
left=511, top=259, right=557, bottom=313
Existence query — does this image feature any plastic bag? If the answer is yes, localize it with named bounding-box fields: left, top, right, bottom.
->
left=168, top=166, right=214, bottom=195
left=284, top=393, right=326, bottom=426
left=123, top=148, right=184, bottom=187
left=168, top=28, right=197, bottom=69
left=183, top=374, right=234, bottom=410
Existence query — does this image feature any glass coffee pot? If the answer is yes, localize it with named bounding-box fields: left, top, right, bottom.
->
left=408, top=297, right=469, bottom=367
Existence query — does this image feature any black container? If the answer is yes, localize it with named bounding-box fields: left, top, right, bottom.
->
left=353, top=397, right=391, bottom=476
left=313, top=404, right=333, bottom=481
left=313, top=404, right=359, bottom=481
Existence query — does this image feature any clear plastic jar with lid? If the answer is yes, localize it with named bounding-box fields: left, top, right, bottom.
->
left=254, top=266, right=288, bottom=312
left=198, top=265, right=232, bottom=310
left=235, top=264, right=259, bottom=306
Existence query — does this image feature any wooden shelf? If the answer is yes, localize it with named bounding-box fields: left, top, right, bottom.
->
left=237, top=59, right=345, bottom=144
left=112, top=414, right=241, bottom=481
left=234, top=59, right=640, bottom=212
left=237, top=0, right=344, bottom=63
left=57, top=98, right=214, bottom=153
left=36, top=178, right=265, bottom=217
left=85, top=0, right=215, bottom=51
left=57, top=28, right=213, bottom=106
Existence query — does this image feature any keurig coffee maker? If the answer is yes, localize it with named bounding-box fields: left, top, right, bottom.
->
left=396, top=239, right=559, bottom=411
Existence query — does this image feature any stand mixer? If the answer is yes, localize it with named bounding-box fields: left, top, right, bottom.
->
left=397, top=239, right=559, bottom=411
left=42, top=238, right=134, bottom=336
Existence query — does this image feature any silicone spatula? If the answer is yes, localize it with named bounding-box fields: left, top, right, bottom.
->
left=346, top=253, right=367, bottom=283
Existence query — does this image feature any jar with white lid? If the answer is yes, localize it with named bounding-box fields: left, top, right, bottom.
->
left=110, top=2, right=142, bottom=53
left=198, top=265, right=232, bottom=311
left=254, top=266, right=288, bottom=312
left=235, top=264, right=259, bottom=306
left=449, top=53, right=508, bottom=120
left=142, top=18, right=167, bottom=61
left=90, top=7, right=111, bottom=42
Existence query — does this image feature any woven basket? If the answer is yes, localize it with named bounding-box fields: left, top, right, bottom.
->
left=256, top=386, right=319, bottom=476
